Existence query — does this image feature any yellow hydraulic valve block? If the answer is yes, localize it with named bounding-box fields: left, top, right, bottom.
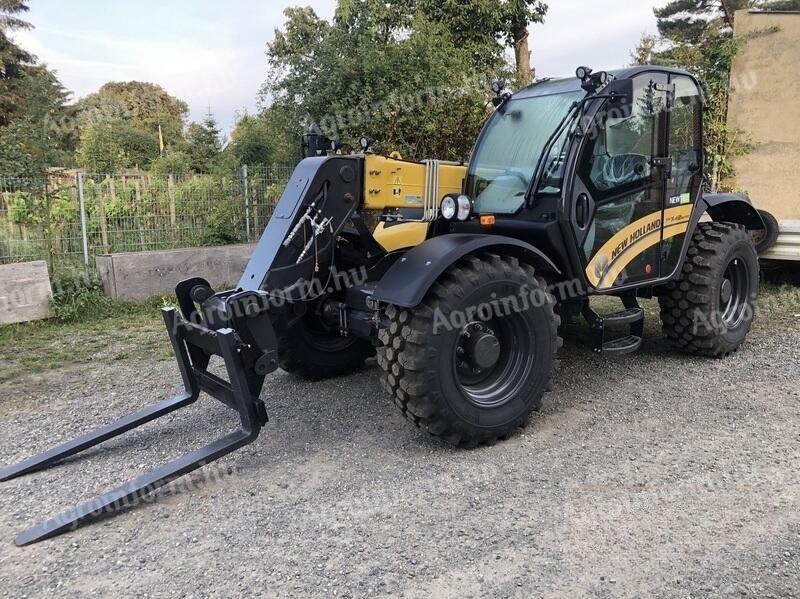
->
left=362, top=154, right=466, bottom=213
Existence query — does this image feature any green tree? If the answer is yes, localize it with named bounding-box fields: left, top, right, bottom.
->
left=226, top=112, right=274, bottom=167
left=76, top=117, right=159, bottom=172
left=185, top=109, right=222, bottom=173
left=0, top=0, right=32, bottom=125
left=0, top=1, right=77, bottom=174
left=264, top=4, right=496, bottom=162
left=499, top=0, right=549, bottom=86
left=75, top=81, right=189, bottom=145
left=0, top=67, right=75, bottom=173
left=74, top=81, right=189, bottom=172
left=369, top=0, right=549, bottom=85
left=150, top=149, right=191, bottom=175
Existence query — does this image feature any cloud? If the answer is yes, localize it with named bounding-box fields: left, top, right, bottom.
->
left=15, top=0, right=657, bottom=134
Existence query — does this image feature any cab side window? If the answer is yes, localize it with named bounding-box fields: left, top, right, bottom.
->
left=667, top=76, right=703, bottom=203
left=585, top=78, right=662, bottom=196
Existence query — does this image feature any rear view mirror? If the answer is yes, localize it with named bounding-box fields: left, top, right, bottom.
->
left=604, top=78, right=633, bottom=120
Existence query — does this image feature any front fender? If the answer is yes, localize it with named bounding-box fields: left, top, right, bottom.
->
left=371, top=234, right=560, bottom=308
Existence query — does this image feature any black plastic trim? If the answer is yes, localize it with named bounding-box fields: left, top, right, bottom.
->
left=371, top=234, right=561, bottom=308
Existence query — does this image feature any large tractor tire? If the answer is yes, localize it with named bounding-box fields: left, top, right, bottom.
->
left=659, top=222, right=759, bottom=358
left=278, top=309, right=375, bottom=380
left=377, top=253, right=561, bottom=448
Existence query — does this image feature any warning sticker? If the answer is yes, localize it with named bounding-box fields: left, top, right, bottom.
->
left=392, top=175, right=402, bottom=196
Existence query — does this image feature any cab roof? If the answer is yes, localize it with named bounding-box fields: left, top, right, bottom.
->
left=513, top=65, right=698, bottom=100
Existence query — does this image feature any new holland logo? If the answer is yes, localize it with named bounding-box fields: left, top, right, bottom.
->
left=586, top=204, right=692, bottom=290
left=611, top=217, right=662, bottom=261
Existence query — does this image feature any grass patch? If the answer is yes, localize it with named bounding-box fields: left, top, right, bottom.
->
left=0, top=297, right=173, bottom=384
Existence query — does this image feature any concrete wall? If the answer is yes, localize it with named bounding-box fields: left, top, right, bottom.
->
left=97, top=243, right=256, bottom=301
left=728, top=10, right=800, bottom=259
left=0, top=261, right=54, bottom=325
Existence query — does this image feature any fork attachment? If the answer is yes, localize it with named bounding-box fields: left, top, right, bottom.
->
left=0, top=282, right=278, bottom=546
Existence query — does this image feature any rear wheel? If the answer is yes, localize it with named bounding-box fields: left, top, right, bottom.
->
left=278, top=308, right=375, bottom=380
left=751, top=209, right=779, bottom=254
left=659, top=222, right=758, bottom=357
left=377, top=253, right=561, bottom=447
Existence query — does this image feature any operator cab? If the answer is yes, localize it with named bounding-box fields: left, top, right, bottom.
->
left=447, top=66, right=705, bottom=294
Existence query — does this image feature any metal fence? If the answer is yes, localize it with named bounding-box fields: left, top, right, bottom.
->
left=0, top=166, right=294, bottom=275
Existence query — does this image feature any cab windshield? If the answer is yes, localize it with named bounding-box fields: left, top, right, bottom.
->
left=466, top=91, right=584, bottom=214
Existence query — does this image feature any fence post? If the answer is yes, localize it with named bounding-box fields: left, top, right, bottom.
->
left=96, top=181, right=109, bottom=254
left=76, top=172, right=90, bottom=277
left=134, top=176, right=146, bottom=249
left=168, top=174, right=177, bottom=244
left=242, top=164, right=251, bottom=242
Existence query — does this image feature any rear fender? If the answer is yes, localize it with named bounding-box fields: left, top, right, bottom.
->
left=697, top=193, right=765, bottom=231
left=371, top=234, right=560, bottom=308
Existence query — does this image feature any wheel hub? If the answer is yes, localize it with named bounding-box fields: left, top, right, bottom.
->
left=456, top=322, right=500, bottom=377
left=466, top=330, right=501, bottom=370
left=720, top=257, right=750, bottom=328
left=720, top=278, right=733, bottom=305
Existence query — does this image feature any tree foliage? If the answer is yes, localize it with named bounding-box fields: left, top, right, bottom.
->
left=73, top=81, right=191, bottom=172
left=0, top=67, right=75, bottom=173
left=0, top=1, right=77, bottom=174
left=76, top=117, right=156, bottom=172
left=265, top=3, right=496, bottom=162
left=185, top=109, right=222, bottom=173
left=414, top=0, right=548, bottom=83
left=75, top=81, right=188, bottom=144
left=225, top=112, right=275, bottom=168
left=0, top=0, right=32, bottom=124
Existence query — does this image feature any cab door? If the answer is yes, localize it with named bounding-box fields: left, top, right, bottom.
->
left=660, top=74, right=704, bottom=278
left=573, top=73, right=672, bottom=291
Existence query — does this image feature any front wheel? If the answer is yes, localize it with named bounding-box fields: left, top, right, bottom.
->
left=377, top=253, right=561, bottom=447
left=659, top=222, right=759, bottom=358
left=278, top=307, right=375, bottom=380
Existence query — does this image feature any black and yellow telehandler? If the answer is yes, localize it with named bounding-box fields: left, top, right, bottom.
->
left=1, top=66, right=766, bottom=545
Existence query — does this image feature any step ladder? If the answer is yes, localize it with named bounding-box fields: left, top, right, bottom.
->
left=583, top=297, right=645, bottom=356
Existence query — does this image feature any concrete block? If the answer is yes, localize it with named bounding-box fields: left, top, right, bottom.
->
left=96, top=244, right=256, bottom=301
left=0, top=261, right=54, bottom=325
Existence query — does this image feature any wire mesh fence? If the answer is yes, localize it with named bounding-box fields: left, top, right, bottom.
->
left=0, top=166, right=294, bottom=275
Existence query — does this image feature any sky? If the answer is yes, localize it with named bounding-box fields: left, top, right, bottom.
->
left=14, top=0, right=660, bottom=135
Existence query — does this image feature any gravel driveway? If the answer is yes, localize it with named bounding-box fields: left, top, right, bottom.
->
left=0, top=313, right=798, bottom=598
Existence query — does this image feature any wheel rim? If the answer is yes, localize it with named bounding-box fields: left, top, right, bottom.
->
left=452, top=314, right=533, bottom=409
left=719, top=256, right=750, bottom=328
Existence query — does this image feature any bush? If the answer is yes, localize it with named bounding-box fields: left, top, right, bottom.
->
left=50, top=271, right=112, bottom=322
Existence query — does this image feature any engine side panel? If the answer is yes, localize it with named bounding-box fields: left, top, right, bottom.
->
left=362, top=154, right=466, bottom=212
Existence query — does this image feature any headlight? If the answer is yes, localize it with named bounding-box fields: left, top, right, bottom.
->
left=441, top=196, right=457, bottom=220
left=576, top=66, right=591, bottom=80
left=456, top=195, right=472, bottom=221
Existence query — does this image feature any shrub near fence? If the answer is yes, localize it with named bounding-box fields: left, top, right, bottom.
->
left=0, top=166, right=293, bottom=275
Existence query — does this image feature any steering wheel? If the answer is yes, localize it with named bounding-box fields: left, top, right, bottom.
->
left=504, top=169, right=530, bottom=187
left=599, top=153, right=650, bottom=188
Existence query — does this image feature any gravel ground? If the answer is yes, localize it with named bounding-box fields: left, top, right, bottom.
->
left=0, top=314, right=798, bottom=598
